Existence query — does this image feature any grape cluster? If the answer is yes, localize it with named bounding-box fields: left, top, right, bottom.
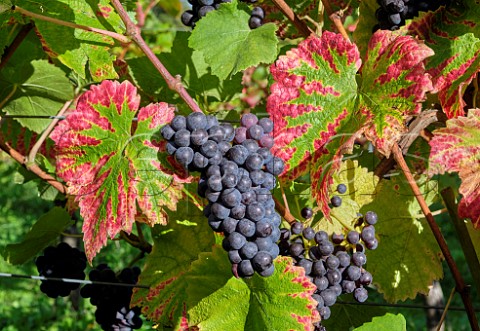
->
left=161, top=112, right=284, bottom=277
left=181, top=0, right=265, bottom=29
left=80, top=265, right=143, bottom=331
left=374, top=0, right=450, bottom=31
left=279, top=208, right=379, bottom=325
left=35, top=242, right=87, bottom=298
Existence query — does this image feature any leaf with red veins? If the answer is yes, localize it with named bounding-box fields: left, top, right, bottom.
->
left=267, top=31, right=361, bottom=177
left=358, top=30, right=434, bottom=157
left=405, top=1, right=480, bottom=118
left=429, top=109, right=480, bottom=227
left=51, top=80, right=187, bottom=261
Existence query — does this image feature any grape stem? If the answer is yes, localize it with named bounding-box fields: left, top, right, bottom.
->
left=0, top=137, right=67, bottom=194
left=12, top=6, right=130, bottom=43
left=271, top=0, right=314, bottom=38
left=0, top=23, right=33, bottom=71
left=109, top=0, right=203, bottom=114
left=320, top=0, right=350, bottom=41
left=120, top=231, right=152, bottom=254
left=274, top=196, right=296, bottom=224
left=392, top=144, right=480, bottom=331
left=436, top=287, right=456, bottom=331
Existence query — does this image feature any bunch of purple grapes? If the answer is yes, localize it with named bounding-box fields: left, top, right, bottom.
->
left=181, top=0, right=265, bottom=29
left=279, top=202, right=379, bottom=325
left=80, top=264, right=143, bottom=331
left=35, top=242, right=87, bottom=298
left=373, top=0, right=450, bottom=31
left=161, top=112, right=284, bottom=277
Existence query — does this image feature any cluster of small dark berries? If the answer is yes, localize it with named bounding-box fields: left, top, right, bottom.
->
left=279, top=209, right=379, bottom=329
left=181, top=0, right=265, bottom=29
left=80, top=265, right=143, bottom=331
left=161, top=112, right=284, bottom=278
left=35, top=242, right=87, bottom=298
left=374, top=0, right=450, bottom=31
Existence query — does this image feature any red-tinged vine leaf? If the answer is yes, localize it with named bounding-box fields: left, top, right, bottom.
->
left=428, top=109, right=480, bottom=227
left=407, top=4, right=480, bottom=118
left=131, top=199, right=216, bottom=328
left=188, top=256, right=320, bottom=331
left=51, top=80, right=187, bottom=261
left=359, top=29, right=434, bottom=157
left=21, top=0, right=124, bottom=81
left=360, top=175, right=443, bottom=302
left=267, top=31, right=361, bottom=177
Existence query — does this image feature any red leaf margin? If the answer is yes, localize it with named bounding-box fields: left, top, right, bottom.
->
left=428, top=108, right=480, bottom=227
left=51, top=80, right=188, bottom=261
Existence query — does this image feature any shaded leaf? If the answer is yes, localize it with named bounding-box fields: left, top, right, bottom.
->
left=2, top=207, right=73, bottom=264
left=428, top=108, right=480, bottom=227
left=130, top=199, right=215, bottom=328
left=189, top=0, right=278, bottom=80
left=0, top=59, right=73, bottom=133
left=323, top=299, right=387, bottom=330
left=353, top=313, right=407, bottom=331
left=189, top=256, right=320, bottom=331
left=358, top=29, right=434, bottom=157
left=51, top=80, right=187, bottom=261
left=360, top=175, right=443, bottom=302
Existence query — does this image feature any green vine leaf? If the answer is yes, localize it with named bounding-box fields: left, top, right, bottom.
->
left=21, top=0, right=124, bottom=81
left=428, top=108, right=480, bottom=227
left=360, top=175, right=443, bottom=302
left=323, top=300, right=387, bottom=330
left=131, top=199, right=216, bottom=329
left=189, top=0, right=278, bottom=80
left=0, top=56, right=73, bottom=132
left=353, top=313, right=407, bottom=331
left=2, top=207, right=73, bottom=265
left=51, top=80, right=187, bottom=261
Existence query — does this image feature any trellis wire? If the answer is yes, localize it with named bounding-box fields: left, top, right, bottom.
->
left=2, top=271, right=480, bottom=312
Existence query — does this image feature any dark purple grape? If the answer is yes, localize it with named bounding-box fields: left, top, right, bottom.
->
left=228, top=250, right=242, bottom=264
left=303, top=227, right=315, bottom=240
left=246, top=202, right=265, bottom=221
left=312, top=260, right=326, bottom=276
left=237, top=218, right=256, bottom=237
left=354, top=287, right=368, bottom=303
left=234, top=126, right=247, bottom=144
left=161, top=125, right=175, bottom=140
left=198, top=5, right=215, bottom=17
left=320, top=289, right=337, bottom=307
left=342, top=280, right=356, bottom=294
left=336, top=183, right=347, bottom=194
left=359, top=271, right=373, bottom=285
left=366, top=238, right=379, bottom=250
left=258, top=264, right=275, bottom=277
left=208, top=125, right=226, bottom=142
left=207, top=174, right=222, bottom=192
left=175, top=147, right=194, bottom=166
left=222, top=217, right=239, bottom=234
left=247, top=125, right=264, bottom=140
left=249, top=16, right=263, bottom=29
left=361, top=225, right=376, bottom=242
left=326, top=255, right=340, bottom=269
left=222, top=173, right=238, bottom=188
left=259, top=134, right=274, bottom=148
left=319, top=306, right=331, bottom=320
left=228, top=145, right=249, bottom=165
left=242, top=139, right=259, bottom=153
left=171, top=115, right=186, bottom=131
left=249, top=170, right=265, bottom=186
left=352, top=252, right=367, bottom=266
left=240, top=113, right=258, bottom=128
left=200, top=140, right=218, bottom=158
left=331, top=233, right=344, bottom=244
left=265, top=157, right=284, bottom=175
left=174, top=129, right=190, bottom=147
left=256, top=221, right=273, bottom=237
left=336, top=251, right=351, bottom=267
left=330, top=195, right=342, bottom=207
left=314, top=231, right=329, bottom=244
left=186, top=112, right=207, bottom=130
left=245, top=153, right=264, bottom=171
left=252, top=251, right=273, bottom=272
left=347, top=230, right=360, bottom=244
left=290, top=243, right=304, bottom=257
left=291, top=222, right=303, bottom=235
left=211, top=202, right=230, bottom=219
left=364, top=211, right=378, bottom=225
left=251, top=6, right=265, bottom=19
left=318, top=241, right=334, bottom=256
left=220, top=123, right=235, bottom=142
left=301, top=207, right=313, bottom=219
left=227, top=232, right=247, bottom=250
left=258, top=117, right=273, bottom=133
left=296, top=258, right=313, bottom=275
left=346, top=265, right=361, bottom=281
left=221, top=188, right=242, bottom=207
left=326, top=269, right=342, bottom=285
left=239, top=242, right=258, bottom=259
left=238, top=260, right=255, bottom=277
